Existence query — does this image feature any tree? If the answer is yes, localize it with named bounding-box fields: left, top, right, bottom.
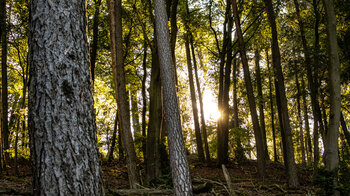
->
left=1, top=0, right=9, bottom=169
left=263, top=0, right=299, bottom=188
left=231, top=0, right=265, bottom=178
left=154, top=0, right=193, bottom=194
left=107, top=0, right=140, bottom=187
left=90, top=0, right=102, bottom=83
left=323, top=0, right=341, bottom=193
left=28, top=0, right=104, bottom=194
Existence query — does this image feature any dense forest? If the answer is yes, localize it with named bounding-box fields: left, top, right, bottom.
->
left=0, top=0, right=349, bottom=195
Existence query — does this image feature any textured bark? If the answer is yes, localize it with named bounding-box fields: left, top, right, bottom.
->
left=1, top=0, right=9, bottom=167
left=90, top=0, right=101, bottom=82
left=28, top=0, right=104, bottom=194
left=184, top=36, right=205, bottom=161
left=192, top=44, right=210, bottom=162
left=107, top=0, right=140, bottom=187
left=232, top=0, right=265, bottom=178
left=146, top=45, right=162, bottom=183
left=255, top=49, right=269, bottom=160
left=154, top=0, right=193, bottom=194
left=266, top=50, right=278, bottom=162
left=263, top=0, right=299, bottom=188
left=295, top=71, right=306, bottom=164
left=324, top=0, right=341, bottom=175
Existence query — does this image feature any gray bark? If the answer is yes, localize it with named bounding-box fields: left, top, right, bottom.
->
left=28, top=0, right=104, bottom=194
left=154, top=0, right=193, bottom=194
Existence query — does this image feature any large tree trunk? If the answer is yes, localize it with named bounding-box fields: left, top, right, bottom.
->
left=263, top=0, right=299, bottom=188
left=154, top=0, right=193, bottom=194
left=107, top=0, right=140, bottom=187
left=255, top=49, right=269, bottom=161
left=323, top=0, right=341, bottom=193
left=231, top=0, right=265, bottom=178
left=1, top=0, right=9, bottom=168
left=90, top=0, right=101, bottom=83
left=28, top=0, right=104, bottom=194
left=192, top=44, right=211, bottom=162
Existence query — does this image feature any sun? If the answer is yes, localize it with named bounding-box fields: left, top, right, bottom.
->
left=202, top=90, right=221, bottom=121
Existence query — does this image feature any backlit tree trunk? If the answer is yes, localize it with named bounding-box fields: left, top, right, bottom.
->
left=232, top=0, right=265, bottom=178
left=154, top=0, right=193, bottom=194
left=263, top=0, right=299, bottom=188
left=90, top=0, right=101, bottom=82
left=28, top=0, right=104, bottom=194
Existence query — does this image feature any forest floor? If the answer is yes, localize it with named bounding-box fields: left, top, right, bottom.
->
left=0, top=158, right=325, bottom=195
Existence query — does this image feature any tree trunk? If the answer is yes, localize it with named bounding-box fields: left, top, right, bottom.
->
left=146, top=45, right=163, bottom=183
left=1, top=0, right=9, bottom=168
left=141, top=42, right=148, bottom=159
left=301, top=76, right=313, bottom=163
left=183, top=3, right=205, bottom=161
left=108, top=113, right=118, bottom=162
left=131, top=91, right=141, bottom=136
left=192, top=43, right=211, bottom=162
left=266, top=50, right=278, bottom=162
left=255, top=49, right=269, bottom=161
left=217, top=0, right=230, bottom=165
left=323, top=0, right=341, bottom=193
left=28, top=0, right=104, bottom=194
left=295, top=71, right=306, bottom=165
left=184, top=34, right=205, bottom=161
left=154, top=0, right=193, bottom=194
left=90, top=0, right=102, bottom=83
left=341, top=112, right=350, bottom=147
left=263, top=0, right=299, bottom=188
left=232, top=0, right=265, bottom=178
left=107, top=0, right=140, bottom=187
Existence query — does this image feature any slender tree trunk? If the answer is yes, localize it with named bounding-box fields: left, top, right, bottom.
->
left=28, top=0, right=104, bottom=193
left=107, top=0, right=140, bottom=187
left=1, top=0, right=9, bottom=168
left=141, top=42, right=148, bottom=159
left=301, top=76, right=313, bottom=163
left=295, top=71, right=306, bottom=165
left=232, top=0, right=265, bottom=178
left=192, top=43, right=210, bottom=162
left=184, top=31, right=205, bottom=161
left=324, top=0, right=341, bottom=193
left=108, top=113, right=118, bottom=162
left=90, top=0, right=101, bottom=83
left=255, top=49, right=269, bottom=161
left=266, top=50, right=278, bottom=162
left=154, top=0, right=193, bottom=194
left=341, top=112, right=350, bottom=147
left=131, top=91, right=141, bottom=136
left=263, top=0, right=299, bottom=188
left=217, top=1, right=229, bottom=165
left=146, top=45, right=162, bottom=183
